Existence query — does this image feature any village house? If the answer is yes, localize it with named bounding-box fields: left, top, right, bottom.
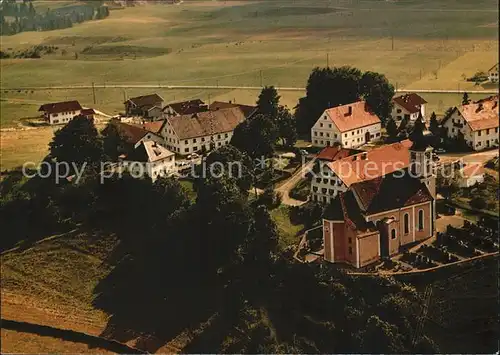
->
left=310, top=145, right=362, bottom=203
left=124, top=93, right=164, bottom=119
left=488, top=63, right=498, bottom=83
left=392, top=93, right=427, bottom=122
left=322, top=137, right=436, bottom=268
left=81, top=108, right=96, bottom=120
left=111, top=120, right=166, bottom=149
left=441, top=95, right=499, bottom=151
left=38, top=100, right=82, bottom=125
left=457, top=163, right=485, bottom=188
left=311, top=101, right=382, bottom=149
left=159, top=107, right=246, bottom=155
left=120, top=140, right=176, bottom=182
left=209, top=101, right=258, bottom=119
left=162, top=99, right=207, bottom=117
left=311, top=140, right=413, bottom=204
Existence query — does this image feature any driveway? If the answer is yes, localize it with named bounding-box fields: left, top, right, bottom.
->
left=275, top=159, right=315, bottom=206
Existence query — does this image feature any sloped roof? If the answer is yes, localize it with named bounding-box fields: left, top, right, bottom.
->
left=316, top=145, right=362, bottom=161
left=443, top=95, right=499, bottom=131
left=327, top=139, right=413, bottom=187
left=125, top=140, right=174, bottom=163
left=138, top=120, right=164, bottom=133
left=324, top=192, right=376, bottom=233
left=126, top=94, right=164, bottom=108
left=80, top=108, right=95, bottom=116
left=393, top=93, right=427, bottom=114
left=166, top=107, right=246, bottom=140
left=114, top=121, right=149, bottom=144
left=324, top=101, right=381, bottom=133
left=351, top=168, right=433, bottom=215
left=166, top=99, right=206, bottom=115
left=210, top=101, right=258, bottom=118
left=39, top=100, right=82, bottom=114
left=460, top=163, right=485, bottom=178
left=488, top=63, right=498, bottom=72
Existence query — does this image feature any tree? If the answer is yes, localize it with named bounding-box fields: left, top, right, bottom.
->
left=101, top=121, right=130, bottom=161
left=470, top=196, right=487, bottom=210
left=204, top=145, right=253, bottom=194
left=386, top=118, right=398, bottom=141
left=276, top=105, right=297, bottom=148
left=231, top=113, right=278, bottom=159
left=429, top=111, right=439, bottom=136
left=256, top=86, right=280, bottom=119
left=409, top=114, right=426, bottom=144
left=359, top=71, right=395, bottom=123
left=49, top=115, right=103, bottom=168
left=462, top=92, right=470, bottom=105
left=359, top=315, right=406, bottom=353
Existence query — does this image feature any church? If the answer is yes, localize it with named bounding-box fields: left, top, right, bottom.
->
left=321, top=133, right=436, bottom=268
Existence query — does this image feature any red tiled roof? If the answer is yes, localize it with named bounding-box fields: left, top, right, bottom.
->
left=80, top=108, right=95, bottom=115
left=113, top=121, right=149, bottom=144
left=137, top=120, right=164, bottom=133
left=460, top=163, right=485, bottom=178
left=460, top=95, right=499, bottom=131
left=324, top=101, right=381, bottom=133
left=351, top=168, right=433, bottom=215
left=328, top=139, right=413, bottom=187
left=210, top=101, right=257, bottom=118
left=166, top=99, right=206, bottom=115
left=166, top=107, right=246, bottom=140
left=39, top=100, right=82, bottom=114
left=393, top=93, right=427, bottom=114
left=125, top=141, right=174, bottom=163
left=316, top=146, right=362, bottom=161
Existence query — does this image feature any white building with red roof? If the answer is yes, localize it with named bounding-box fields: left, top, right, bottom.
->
left=457, top=163, right=485, bottom=188
left=38, top=100, right=82, bottom=125
left=441, top=95, right=499, bottom=151
left=392, top=93, right=427, bottom=122
left=311, top=101, right=382, bottom=149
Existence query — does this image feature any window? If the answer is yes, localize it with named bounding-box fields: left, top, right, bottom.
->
left=478, top=130, right=482, bottom=136
left=217, top=134, right=221, bottom=139
left=316, top=178, right=321, bottom=183
left=404, top=213, right=409, bottom=234
left=486, top=129, right=490, bottom=134
left=397, top=109, right=402, bottom=113
left=314, top=140, right=318, bottom=144
left=330, top=180, right=335, bottom=185
left=320, top=140, right=324, bottom=144
left=357, top=130, right=359, bottom=134
left=376, top=133, right=380, bottom=137
left=217, top=142, right=221, bottom=146
left=348, top=247, right=353, bottom=255
left=326, top=141, right=331, bottom=146
left=314, top=132, right=318, bottom=136
left=201, top=137, right=205, bottom=142
left=495, top=128, right=498, bottom=133
left=352, top=132, right=354, bottom=136
left=418, top=210, right=424, bottom=230
left=334, top=134, right=338, bottom=139
left=320, top=123, right=323, bottom=127
left=344, top=133, right=347, bottom=137
left=391, top=229, right=397, bottom=240
left=320, top=132, right=323, bottom=137
left=225, top=133, right=228, bottom=138
left=452, top=128, right=455, bottom=133
left=326, top=133, right=330, bottom=137
left=328, top=124, right=332, bottom=128
left=348, top=237, right=352, bottom=244
left=193, top=138, right=197, bottom=143
left=193, top=146, right=198, bottom=151
left=185, top=140, right=188, bottom=144
left=185, top=148, right=189, bottom=153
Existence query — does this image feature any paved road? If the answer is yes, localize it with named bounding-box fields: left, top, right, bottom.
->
left=2, top=84, right=498, bottom=95
left=438, top=149, right=498, bottom=165
left=275, top=159, right=315, bottom=206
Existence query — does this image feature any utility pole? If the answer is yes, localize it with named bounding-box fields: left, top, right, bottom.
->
left=208, top=93, right=211, bottom=106
left=260, top=70, right=263, bottom=87
left=92, top=82, right=96, bottom=105
left=391, top=34, right=394, bottom=51
left=326, top=53, right=329, bottom=68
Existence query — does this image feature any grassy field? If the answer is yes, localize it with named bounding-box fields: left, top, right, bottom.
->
left=270, top=205, right=304, bottom=248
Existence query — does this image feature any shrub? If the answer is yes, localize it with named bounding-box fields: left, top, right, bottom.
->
left=470, top=196, right=487, bottom=210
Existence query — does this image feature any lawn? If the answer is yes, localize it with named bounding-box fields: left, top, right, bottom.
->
left=1, top=230, right=118, bottom=336
left=270, top=205, right=304, bottom=248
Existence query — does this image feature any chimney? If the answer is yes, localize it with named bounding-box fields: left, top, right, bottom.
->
left=347, top=106, right=352, bottom=116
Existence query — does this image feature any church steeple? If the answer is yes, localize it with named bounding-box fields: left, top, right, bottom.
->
left=409, top=114, right=435, bottom=197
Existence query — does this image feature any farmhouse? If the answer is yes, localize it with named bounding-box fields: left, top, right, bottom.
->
left=488, top=63, right=498, bottom=83
left=457, top=163, right=485, bottom=188
left=210, top=101, right=258, bottom=119
left=311, top=140, right=413, bottom=204
left=111, top=120, right=166, bottom=149
left=441, top=95, right=499, bottom=151
left=162, top=99, right=207, bottom=117
left=160, top=107, right=246, bottom=155
left=322, top=137, right=436, bottom=268
left=121, top=140, right=176, bottom=182
left=392, top=93, right=427, bottom=122
left=311, top=101, right=382, bottom=148
left=124, top=93, right=164, bottom=119
left=38, top=100, right=82, bottom=125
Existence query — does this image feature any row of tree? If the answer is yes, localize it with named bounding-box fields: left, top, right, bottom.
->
left=0, top=0, right=109, bottom=36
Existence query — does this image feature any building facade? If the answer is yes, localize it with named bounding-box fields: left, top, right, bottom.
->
left=121, top=140, right=175, bottom=182
left=488, top=63, right=499, bottom=83
left=38, top=101, right=83, bottom=125
left=124, top=93, right=164, bottom=119
left=311, top=101, right=382, bottom=149
left=322, top=140, right=436, bottom=269
left=442, top=95, right=499, bottom=151
left=392, top=93, right=427, bottom=122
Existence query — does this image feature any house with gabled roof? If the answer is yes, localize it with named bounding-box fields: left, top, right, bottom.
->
left=322, top=136, right=436, bottom=268
left=124, top=93, right=164, bottom=119
left=488, top=63, right=498, bottom=83
left=159, top=107, right=246, bottom=155
left=121, top=140, right=175, bottom=182
left=38, top=100, right=83, bottom=125
left=209, top=101, right=258, bottom=119
left=441, top=95, right=499, bottom=151
left=311, top=140, right=413, bottom=204
left=311, top=101, right=382, bottom=149
left=162, top=99, right=208, bottom=117
left=392, top=93, right=427, bottom=122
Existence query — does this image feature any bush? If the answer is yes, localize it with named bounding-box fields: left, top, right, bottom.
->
left=470, top=196, right=487, bottom=210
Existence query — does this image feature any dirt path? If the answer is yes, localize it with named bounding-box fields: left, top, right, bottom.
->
left=1, top=318, right=146, bottom=354
left=275, top=159, right=315, bottom=206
